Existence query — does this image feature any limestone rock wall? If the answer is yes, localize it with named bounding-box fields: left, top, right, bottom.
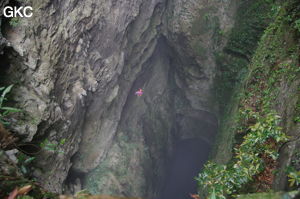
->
left=0, top=0, right=237, bottom=197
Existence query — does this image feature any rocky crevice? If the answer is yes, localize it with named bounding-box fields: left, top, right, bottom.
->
left=0, top=0, right=236, bottom=197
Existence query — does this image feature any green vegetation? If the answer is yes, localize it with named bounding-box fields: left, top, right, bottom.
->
left=215, top=0, right=276, bottom=113
left=0, top=172, right=58, bottom=199
left=40, top=138, right=66, bottom=154
left=0, top=84, right=67, bottom=197
left=211, top=0, right=279, bottom=167
left=287, top=167, right=300, bottom=187
left=0, top=85, right=21, bottom=125
left=17, top=153, right=36, bottom=175
left=287, top=150, right=300, bottom=188
left=197, top=112, right=288, bottom=199
left=294, top=19, right=300, bottom=32
left=199, top=0, right=300, bottom=198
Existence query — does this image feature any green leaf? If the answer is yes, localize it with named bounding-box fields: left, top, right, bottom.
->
left=44, top=146, right=56, bottom=151
left=46, top=143, right=58, bottom=147
left=1, top=106, right=21, bottom=112
left=21, top=165, right=28, bottom=174
left=60, top=138, right=66, bottom=145
left=1, top=84, right=13, bottom=98
left=24, top=157, right=36, bottom=164
left=288, top=178, right=295, bottom=187
left=210, top=188, right=216, bottom=199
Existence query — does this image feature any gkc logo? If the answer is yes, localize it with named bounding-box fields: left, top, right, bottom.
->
left=3, top=6, right=33, bottom=18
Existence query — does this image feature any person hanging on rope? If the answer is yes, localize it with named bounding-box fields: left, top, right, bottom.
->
left=135, top=88, right=144, bottom=96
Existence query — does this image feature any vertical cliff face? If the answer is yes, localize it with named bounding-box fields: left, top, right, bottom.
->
left=0, top=0, right=237, bottom=197
left=203, top=1, right=300, bottom=197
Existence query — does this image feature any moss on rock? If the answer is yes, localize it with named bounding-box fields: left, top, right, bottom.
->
left=202, top=0, right=300, bottom=197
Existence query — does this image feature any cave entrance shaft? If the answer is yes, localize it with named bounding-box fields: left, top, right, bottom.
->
left=69, top=37, right=219, bottom=198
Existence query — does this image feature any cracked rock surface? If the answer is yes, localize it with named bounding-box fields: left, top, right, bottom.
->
left=0, top=0, right=237, bottom=197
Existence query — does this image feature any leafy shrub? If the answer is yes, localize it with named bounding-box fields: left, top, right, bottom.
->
left=294, top=19, right=300, bottom=32
left=287, top=167, right=300, bottom=187
left=40, top=138, right=66, bottom=154
left=196, top=112, right=288, bottom=199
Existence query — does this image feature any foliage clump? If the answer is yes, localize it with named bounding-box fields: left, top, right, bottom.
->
left=198, top=0, right=300, bottom=198
left=196, top=112, right=288, bottom=199
left=288, top=167, right=300, bottom=187
left=0, top=85, right=21, bottom=150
